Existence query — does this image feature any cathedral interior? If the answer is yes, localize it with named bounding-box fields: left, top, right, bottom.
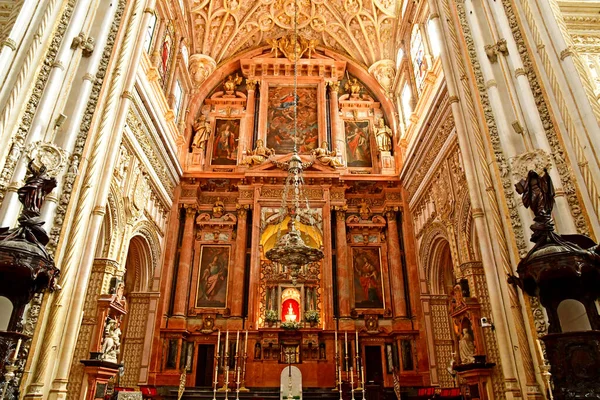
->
left=0, top=0, right=600, bottom=399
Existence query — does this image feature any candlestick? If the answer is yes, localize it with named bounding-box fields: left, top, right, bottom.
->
left=338, top=366, right=343, bottom=400
left=361, top=365, right=366, bottom=400
left=355, top=330, right=359, bottom=356
left=344, top=331, right=348, bottom=358
left=244, top=329, right=248, bottom=355
left=213, top=330, right=220, bottom=400
left=350, top=366, right=355, bottom=400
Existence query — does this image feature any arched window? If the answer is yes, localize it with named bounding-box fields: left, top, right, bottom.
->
left=143, top=13, right=157, bottom=53
left=410, top=25, right=428, bottom=92
left=396, top=47, right=404, bottom=69
left=428, top=19, right=442, bottom=58
left=173, top=80, right=184, bottom=122
left=401, top=84, right=413, bottom=125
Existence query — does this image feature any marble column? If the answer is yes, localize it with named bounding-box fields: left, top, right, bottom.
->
left=335, top=209, right=350, bottom=317
left=230, top=206, right=248, bottom=317
left=171, top=205, right=197, bottom=324
left=386, top=210, right=407, bottom=317
left=328, top=82, right=343, bottom=159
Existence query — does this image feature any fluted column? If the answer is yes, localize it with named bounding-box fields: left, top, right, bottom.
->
left=230, top=206, right=248, bottom=317
left=335, top=209, right=350, bottom=317
left=386, top=210, right=407, bottom=317
left=171, top=205, right=197, bottom=324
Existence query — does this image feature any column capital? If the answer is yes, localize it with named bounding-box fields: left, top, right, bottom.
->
left=384, top=206, right=399, bottom=220
left=182, top=203, right=197, bottom=216
left=246, top=79, right=259, bottom=91
left=326, top=80, right=340, bottom=93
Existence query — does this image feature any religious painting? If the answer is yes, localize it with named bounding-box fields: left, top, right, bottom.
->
left=345, top=121, right=372, bottom=168
left=212, top=119, right=240, bottom=165
left=195, top=245, right=230, bottom=308
left=160, top=24, right=174, bottom=86
left=352, top=247, right=384, bottom=308
left=267, top=86, right=319, bottom=154
left=411, top=26, right=427, bottom=92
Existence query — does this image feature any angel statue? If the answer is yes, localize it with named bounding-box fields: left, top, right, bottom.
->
left=241, top=139, right=274, bottom=166
left=223, top=74, right=243, bottom=94
left=344, top=78, right=361, bottom=98
left=312, top=141, right=343, bottom=167
left=191, top=115, right=211, bottom=151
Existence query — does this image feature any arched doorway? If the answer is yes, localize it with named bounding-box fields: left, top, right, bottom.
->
left=421, top=235, right=457, bottom=388
left=119, top=234, right=157, bottom=388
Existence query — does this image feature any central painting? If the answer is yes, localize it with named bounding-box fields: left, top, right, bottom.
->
left=267, top=86, right=319, bottom=154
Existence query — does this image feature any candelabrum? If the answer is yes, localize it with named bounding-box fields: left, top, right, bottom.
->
left=355, top=355, right=363, bottom=391
left=213, top=351, right=220, bottom=400
left=350, top=366, right=355, bottom=400
left=235, top=364, right=241, bottom=400
left=239, top=350, right=249, bottom=391
left=333, top=352, right=340, bottom=392
left=540, top=364, right=554, bottom=400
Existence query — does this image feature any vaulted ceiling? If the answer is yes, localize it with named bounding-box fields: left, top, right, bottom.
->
left=188, top=0, right=401, bottom=68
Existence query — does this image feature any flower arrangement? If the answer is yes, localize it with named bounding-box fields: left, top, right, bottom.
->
left=265, top=309, right=278, bottom=323
left=304, top=310, right=320, bottom=323
left=280, top=320, right=301, bottom=330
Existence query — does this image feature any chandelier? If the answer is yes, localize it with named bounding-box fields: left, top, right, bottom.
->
left=265, top=0, right=324, bottom=282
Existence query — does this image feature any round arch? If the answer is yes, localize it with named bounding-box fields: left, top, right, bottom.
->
left=185, top=45, right=398, bottom=146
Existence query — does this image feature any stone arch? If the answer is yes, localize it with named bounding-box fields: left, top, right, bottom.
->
left=107, top=183, right=126, bottom=259
left=418, top=222, right=457, bottom=387
left=186, top=45, right=398, bottom=146
left=419, top=222, right=448, bottom=294
left=118, top=220, right=162, bottom=388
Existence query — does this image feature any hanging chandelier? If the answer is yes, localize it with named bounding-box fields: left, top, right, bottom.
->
left=265, top=0, right=324, bottom=282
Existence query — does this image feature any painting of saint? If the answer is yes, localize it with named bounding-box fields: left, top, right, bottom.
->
left=352, top=247, right=384, bottom=308
left=160, top=29, right=173, bottom=84
left=196, top=246, right=230, bottom=308
left=212, top=119, right=240, bottom=165
left=345, top=121, right=372, bottom=167
left=267, top=86, right=319, bottom=154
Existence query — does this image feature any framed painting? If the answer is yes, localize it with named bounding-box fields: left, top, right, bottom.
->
left=267, top=86, right=319, bottom=154
left=352, top=247, right=384, bottom=308
left=344, top=121, right=372, bottom=167
left=195, top=245, right=230, bottom=308
left=212, top=119, right=240, bottom=165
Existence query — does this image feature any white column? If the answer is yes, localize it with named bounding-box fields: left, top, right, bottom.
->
left=40, top=0, right=119, bottom=231
left=484, top=0, right=576, bottom=234
left=46, top=0, right=155, bottom=397
left=428, top=1, right=522, bottom=397
left=0, top=0, right=100, bottom=227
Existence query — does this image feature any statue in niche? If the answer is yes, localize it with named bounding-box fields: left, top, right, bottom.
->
left=458, top=328, right=475, bottom=364
left=110, top=280, right=127, bottom=311
left=312, top=141, right=342, bottom=167
left=192, top=115, right=212, bottom=151
left=344, top=78, right=362, bottom=98
left=100, top=317, right=122, bottom=363
left=254, top=343, right=261, bottom=359
left=374, top=119, right=393, bottom=152
left=241, top=139, right=274, bottom=166
left=223, top=74, right=243, bottom=94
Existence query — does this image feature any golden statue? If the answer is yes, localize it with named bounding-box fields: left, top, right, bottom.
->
left=312, top=141, right=342, bottom=167
left=267, top=35, right=318, bottom=62
left=241, top=139, right=274, bottom=166
left=213, top=198, right=225, bottom=218
left=344, top=77, right=361, bottom=97
left=223, top=74, right=243, bottom=94
left=374, top=118, right=393, bottom=152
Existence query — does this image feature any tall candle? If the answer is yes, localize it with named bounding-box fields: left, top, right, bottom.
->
left=355, top=330, right=359, bottom=356
left=216, top=330, right=221, bottom=357
left=335, top=329, right=338, bottom=357
left=344, top=331, right=348, bottom=356
left=226, top=330, right=229, bottom=355
left=12, top=339, right=21, bottom=361
left=244, top=329, right=248, bottom=355
left=235, top=330, right=240, bottom=356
